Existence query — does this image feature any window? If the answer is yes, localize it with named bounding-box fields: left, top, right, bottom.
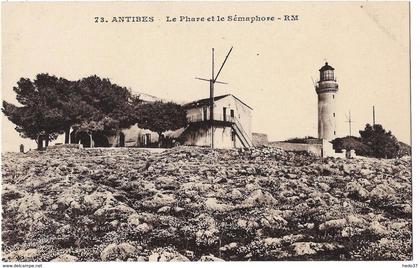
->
left=322, top=70, right=334, bottom=81
left=230, top=109, right=235, bottom=118
left=333, top=95, right=335, bottom=99
left=333, top=113, right=335, bottom=117
left=334, top=131, right=336, bottom=135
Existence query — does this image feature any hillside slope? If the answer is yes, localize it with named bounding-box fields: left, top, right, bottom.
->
left=1, top=147, right=412, bottom=261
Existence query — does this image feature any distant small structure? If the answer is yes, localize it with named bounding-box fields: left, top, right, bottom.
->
left=269, top=139, right=323, bottom=156
left=270, top=138, right=352, bottom=158
left=252, top=133, right=269, bottom=147
left=113, top=125, right=159, bottom=147
left=70, top=126, right=160, bottom=148
left=19, top=144, right=24, bottom=153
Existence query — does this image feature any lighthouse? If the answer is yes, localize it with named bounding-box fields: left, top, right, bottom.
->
left=316, top=62, right=338, bottom=141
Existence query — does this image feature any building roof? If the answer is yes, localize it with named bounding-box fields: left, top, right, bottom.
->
left=183, top=94, right=253, bottom=110
left=319, top=62, right=335, bottom=72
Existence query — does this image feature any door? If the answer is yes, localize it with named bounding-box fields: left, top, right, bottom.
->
left=223, top=107, right=227, bottom=121
left=231, top=129, right=236, bottom=147
left=203, top=107, right=207, bottom=121
left=146, top=134, right=151, bottom=146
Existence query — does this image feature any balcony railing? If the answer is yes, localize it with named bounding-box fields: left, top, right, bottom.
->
left=187, top=113, right=235, bottom=123
left=186, top=113, right=253, bottom=147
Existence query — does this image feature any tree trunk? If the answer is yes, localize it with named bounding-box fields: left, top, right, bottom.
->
left=37, top=135, right=43, bottom=150
left=157, top=133, right=162, bottom=148
left=65, top=127, right=70, bottom=144
left=89, top=133, right=94, bottom=148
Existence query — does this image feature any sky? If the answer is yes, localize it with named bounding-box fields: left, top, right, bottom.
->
left=1, top=2, right=410, bottom=152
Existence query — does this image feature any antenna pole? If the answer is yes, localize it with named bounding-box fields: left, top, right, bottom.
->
left=345, top=110, right=353, bottom=137
left=196, top=47, right=233, bottom=149
left=212, top=48, right=215, bottom=80
left=373, top=105, right=376, bottom=126
left=349, top=111, right=352, bottom=137
left=210, top=48, right=215, bottom=149
left=214, top=46, right=233, bottom=82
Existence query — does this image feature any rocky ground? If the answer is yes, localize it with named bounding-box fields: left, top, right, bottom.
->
left=1, top=146, right=412, bottom=261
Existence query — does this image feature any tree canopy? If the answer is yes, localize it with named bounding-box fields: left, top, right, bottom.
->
left=70, top=76, right=135, bottom=136
left=359, top=124, right=400, bottom=158
left=331, top=136, right=371, bottom=156
left=2, top=74, right=187, bottom=149
left=136, top=101, right=187, bottom=145
left=3, top=75, right=72, bottom=149
left=332, top=124, right=407, bottom=159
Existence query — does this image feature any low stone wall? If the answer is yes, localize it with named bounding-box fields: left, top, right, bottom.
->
left=322, top=139, right=355, bottom=158
left=269, top=141, right=322, bottom=156
left=49, top=144, right=83, bottom=150
left=252, top=133, right=269, bottom=147
left=268, top=140, right=355, bottom=158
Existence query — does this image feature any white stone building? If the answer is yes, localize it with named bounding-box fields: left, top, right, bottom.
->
left=181, top=94, right=253, bottom=148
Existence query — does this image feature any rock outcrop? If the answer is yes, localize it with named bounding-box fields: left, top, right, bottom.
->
left=1, top=146, right=412, bottom=261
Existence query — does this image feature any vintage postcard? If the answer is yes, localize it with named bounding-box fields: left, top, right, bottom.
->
left=0, top=1, right=414, bottom=265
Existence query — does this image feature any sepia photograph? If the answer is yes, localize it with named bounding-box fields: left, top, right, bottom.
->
left=0, top=1, right=415, bottom=265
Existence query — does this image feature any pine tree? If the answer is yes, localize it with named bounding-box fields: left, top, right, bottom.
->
left=135, top=101, right=187, bottom=147
left=359, top=124, right=400, bottom=158
left=2, top=75, right=69, bottom=149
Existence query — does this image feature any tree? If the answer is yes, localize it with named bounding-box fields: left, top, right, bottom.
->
left=332, top=136, right=371, bottom=156
left=3, top=73, right=189, bottom=149
left=397, top=142, right=411, bottom=157
left=2, top=75, right=70, bottom=150
left=75, top=76, right=135, bottom=132
left=135, top=101, right=187, bottom=147
left=52, top=78, right=99, bottom=144
left=359, top=124, right=400, bottom=158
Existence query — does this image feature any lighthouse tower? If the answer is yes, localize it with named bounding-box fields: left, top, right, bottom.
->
left=316, top=62, right=338, bottom=141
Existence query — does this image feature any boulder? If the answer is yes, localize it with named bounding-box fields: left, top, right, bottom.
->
left=148, top=248, right=189, bottom=261
left=94, top=204, right=136, bottom=221
left=319, top=218, right=347, bottom=231
left=83, top=191, right=116, bottom=210
left=205, top=198, right=234, bottom=212
left=157, top=206, right=171, bottom=213
left=18, top=193, right=43, bottom=215
left=51, top=254, right=78, bottom=262
left=4, top=248, right=38, bottom=261
left=143, top=193, right=177, bottom=209
left=244, top=189, right=278, bottom=206
left=230, top=189, right=243, bottom=199
left=136, top=223, right=153, bottom=234
left=345, top=182, right=369, bottom=200
left=199, top=254, right=225, bottom=261
left=292, top=242, right=317, bottom=256
left=100, top=243, right=137, bottom=261
left=369, top=221, right=389, bottom=236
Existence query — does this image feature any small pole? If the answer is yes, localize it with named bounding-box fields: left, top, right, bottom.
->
left=210, top=48, right=215, bottom=149
left=345, top=110, right=353, bottom=137
left=349, top=111, right=352, bottom=137
left=373, top=106, right=376, bottom=126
